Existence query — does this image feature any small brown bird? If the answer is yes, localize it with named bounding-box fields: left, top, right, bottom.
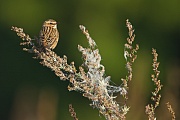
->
left=39, top=19, right=59, bottom=50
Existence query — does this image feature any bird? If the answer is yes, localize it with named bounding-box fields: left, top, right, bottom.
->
left=38, top=19, right=59, bottom=50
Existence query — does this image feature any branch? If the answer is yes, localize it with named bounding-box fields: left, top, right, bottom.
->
left=11, top=20, right=138, bottom=120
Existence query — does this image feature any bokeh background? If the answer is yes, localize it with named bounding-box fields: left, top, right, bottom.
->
left=1, top=0, right=180, bottom=120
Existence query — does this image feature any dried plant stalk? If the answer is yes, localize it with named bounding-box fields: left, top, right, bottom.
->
left=12, top=19, right=139, bottom=120
left=166, top=102, right=176, bottom=120
left=121, top=19, right=139, bottom=101
left=145, top=48, right=163, bottom=120
left=69, top=104, right=78, bottom=120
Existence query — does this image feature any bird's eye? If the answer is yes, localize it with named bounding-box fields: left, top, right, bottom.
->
left=50, top=22, right=56, bottom=25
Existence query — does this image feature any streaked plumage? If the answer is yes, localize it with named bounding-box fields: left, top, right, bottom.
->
left=39, top=19, right=59, bottom=50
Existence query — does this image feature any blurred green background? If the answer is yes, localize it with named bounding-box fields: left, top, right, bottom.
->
left=0, top=0, right=180, bottom=120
